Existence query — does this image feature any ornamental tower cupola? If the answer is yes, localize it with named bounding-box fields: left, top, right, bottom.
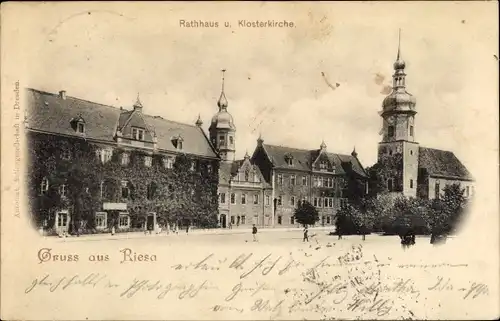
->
left=209, top=69, right=236, bottom=162
left=380, top=29, right=417, bottom=143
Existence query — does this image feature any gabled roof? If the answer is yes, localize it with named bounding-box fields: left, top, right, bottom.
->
left=260, top=143, right=368, bottom=177
left=219, top=158, right=271, bottom=188
left=418, top=147, right=473, bottom=181
left=25, top=88, right=218, bottom=158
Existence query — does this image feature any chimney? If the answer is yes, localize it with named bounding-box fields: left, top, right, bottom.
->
left=59, top=90, right=67, bottom=100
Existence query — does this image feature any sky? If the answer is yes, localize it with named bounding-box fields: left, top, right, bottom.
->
left=6, top=2, right=498, bottom=182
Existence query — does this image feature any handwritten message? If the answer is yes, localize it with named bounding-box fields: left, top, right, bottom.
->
left=24, top=243, right=491, bottom=320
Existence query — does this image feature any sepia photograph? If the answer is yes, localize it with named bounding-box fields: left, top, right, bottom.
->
left=1, top=2, right=498, bottom=320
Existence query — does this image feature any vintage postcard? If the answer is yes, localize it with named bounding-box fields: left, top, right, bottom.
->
left=1, top=1, right=499, bottom=320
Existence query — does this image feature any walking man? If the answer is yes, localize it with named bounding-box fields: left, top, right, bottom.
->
left=252, top=224, right=258, bottom=242
left=303, top=225, right=309, bottom=242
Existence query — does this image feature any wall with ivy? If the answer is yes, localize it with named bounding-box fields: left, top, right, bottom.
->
left=26, top=132, right=220, bottom=233
left=366, top=152, right=404, bottom=195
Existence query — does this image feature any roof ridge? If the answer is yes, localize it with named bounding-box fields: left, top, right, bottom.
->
left=28, top=87, right=201, bottom=130
left=264, top=143, right=355, bottom=157
left=26, top=88, right=124, bottom=110
left=143, top=114, right=200, bottom=129
left=420, top=146, right=455, bottom=154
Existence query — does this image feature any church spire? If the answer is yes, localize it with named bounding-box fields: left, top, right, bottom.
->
left=217, top=69, right=228, bottom=111
left=393, top=29, right=406, bottom=89
left=396, top=28, right=401, bottom=61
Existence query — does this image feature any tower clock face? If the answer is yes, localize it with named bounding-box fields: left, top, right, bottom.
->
left=386, top=115, right=396, bottom=125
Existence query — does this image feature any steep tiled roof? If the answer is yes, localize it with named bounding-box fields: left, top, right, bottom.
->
left=261, top=144, right=368, bottom=177
left=418, top=147, right=473, bottom=181
left=25, top=88, right=218, bottom=158
left=262, top=145, right=312, bottom=171
left=219, top=162, right=240, bottom=185
left=219, top=159, right=271, bottom=188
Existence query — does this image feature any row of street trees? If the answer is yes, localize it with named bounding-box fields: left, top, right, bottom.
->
left=292, top=182, right=470, bottom=241
left=334, top=183, right=470, bottom=240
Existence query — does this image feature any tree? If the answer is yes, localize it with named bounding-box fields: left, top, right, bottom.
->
left=343, top=174, right=367, bottom=207
left=390, top=196, right=430, bottom=236
left=428, top=183, right=468, bottom=242
left=334, top=203, right=357, bottom=237
left=293, top=201, right=319, bottom=227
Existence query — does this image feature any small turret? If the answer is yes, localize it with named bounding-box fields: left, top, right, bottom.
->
left=195, top=114, right=203, bottom=127
left=351, top=146, right=358, bottom=158
left=133, top=93, right=143, bottom=111
left=320, top=140, right=327, bottom=151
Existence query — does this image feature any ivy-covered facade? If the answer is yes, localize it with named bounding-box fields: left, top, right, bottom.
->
left=26, top=88, right=220, bottom=235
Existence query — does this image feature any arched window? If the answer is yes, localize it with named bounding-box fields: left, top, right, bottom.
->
left=244, top=170, right=249, bottom=182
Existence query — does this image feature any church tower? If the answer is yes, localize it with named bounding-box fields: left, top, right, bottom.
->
left=209, top=69, right=236, bottom=162
left=378, top=30, right=419, bottom=197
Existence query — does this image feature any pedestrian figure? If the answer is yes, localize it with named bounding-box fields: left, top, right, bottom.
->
left=252, top=224, right=258, bottom=242
left=111, top=225, right=115, bottom=236
left=303, top=226, right=309, bottom=242
left=400, top=230, right=415, bottom=250
left=186, top=224, right=190, bottom=235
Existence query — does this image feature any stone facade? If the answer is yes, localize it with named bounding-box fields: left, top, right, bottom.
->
left=252, top=139, right=368, bottom=227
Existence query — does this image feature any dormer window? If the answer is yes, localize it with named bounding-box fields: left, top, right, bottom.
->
left=132, top=127, right=145, bottom=141
left=77, top=122, right=85, bottom=133
left=319, top=161, right=328, bottom=171
left=244, top=170, right=249, bottom=181
left=284, top=153, right=293, bottom=166
left=70, top=115, right=86, bottom=134
left=172, top=135, right=184, bottom=150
